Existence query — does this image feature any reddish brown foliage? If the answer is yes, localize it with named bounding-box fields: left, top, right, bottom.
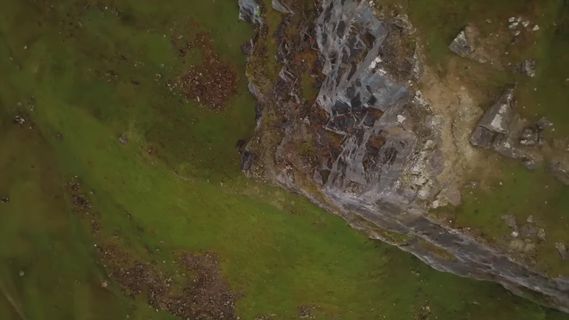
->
left=179, top=33, right=237, bottom=110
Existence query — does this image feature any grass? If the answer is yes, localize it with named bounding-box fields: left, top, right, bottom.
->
left=446, top=156, right=569, bottom=276
left=0, top=0, right=568, bottom=319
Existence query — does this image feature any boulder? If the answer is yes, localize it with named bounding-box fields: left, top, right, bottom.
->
left=470, top=90, right=543, bottom=170
left=449, top=28, right=475, bottom=58
left=478, top=89, right=515, bottom=134
left=519, top=126, right=539, bottom=146
left=470, top=89, right=515, bottom=148
left=240, top=151, right=255, bottom=171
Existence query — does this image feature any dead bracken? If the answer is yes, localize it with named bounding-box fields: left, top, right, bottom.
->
left=65, top=179, right=237, bottom=319
left=178, top=32, right=237, bottom=110
left=99, top=245, right=237, bottom=320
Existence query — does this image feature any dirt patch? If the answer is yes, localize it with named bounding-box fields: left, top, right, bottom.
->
left=178, top=32, right=237, bottom=110
left=420, top=62, right=486, bottom=207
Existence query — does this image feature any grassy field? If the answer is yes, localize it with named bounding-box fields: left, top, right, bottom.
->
left=0, top=0, right=568, bottom=319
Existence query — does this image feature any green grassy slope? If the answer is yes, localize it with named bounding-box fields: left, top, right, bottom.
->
left=0, top=0, right=567, bottom=319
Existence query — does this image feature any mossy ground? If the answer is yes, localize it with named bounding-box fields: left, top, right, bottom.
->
left=0, top=0, right=568, bottom=319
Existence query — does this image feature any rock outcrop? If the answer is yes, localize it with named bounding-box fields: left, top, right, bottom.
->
left=470, top=89, right=543, bottom=169
left=238, top=0, right=262, bottom=25
left=239, top=0, right=569, bottom=312
left=449, top=28, right=476, bottom=58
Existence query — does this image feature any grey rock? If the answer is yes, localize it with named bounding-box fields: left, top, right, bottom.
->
left=536, top=117, right=553, bottom=131
left=537, top=228, right=546, bottom=241
left=523, top=240, right=536, bottom=253
left=313, top=1, right=569, bottom=312
left=550, top=161, right=569, bottom=185
left=118, top=133, right=129, bottom=145
left=521, top=59, right=537, bottom=78
left=470, top=90, right=542, bottom=170
left=520, top=224, right=538, bottom=239
left=509, top=239, right=525, bottom=252
left=449, top=28, right=475, bottom=58
left=13, top=114, right=26, bottom=126
left=272, top=0, right=293, bottom=14
left=478, top=89, right=515, bottom=135
left=555, top=242, right=567, bottom=260
left=238, top=0, right=262, bottom=25
left=470, top=89, right=515, bottom=148
left=520, top=126, right=539, bottom=146
left=470, top=126, right=497, bottom=149
left=518, top=117, right=552, bottom=147
left=314, top=0, right=424, bottom=208
left=502, top=214, right=518, bottom=230
left=240, top=151, right=255, bottom=171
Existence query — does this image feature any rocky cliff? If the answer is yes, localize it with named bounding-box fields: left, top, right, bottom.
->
left=239, top=0, right=569, bottom=312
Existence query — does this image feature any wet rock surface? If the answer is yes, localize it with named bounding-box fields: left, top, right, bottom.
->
left=240, top=0, right=569, bottom=312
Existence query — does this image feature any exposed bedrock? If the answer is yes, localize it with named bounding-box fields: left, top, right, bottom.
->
left=239, top=0, right=569, bottom=312
left=238, top=0, right=262, bottom=25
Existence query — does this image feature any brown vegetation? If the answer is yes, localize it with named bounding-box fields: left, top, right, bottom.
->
left=178, top=32, right=238, bottom=110
left=66, top=179, right=237, bottom=319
